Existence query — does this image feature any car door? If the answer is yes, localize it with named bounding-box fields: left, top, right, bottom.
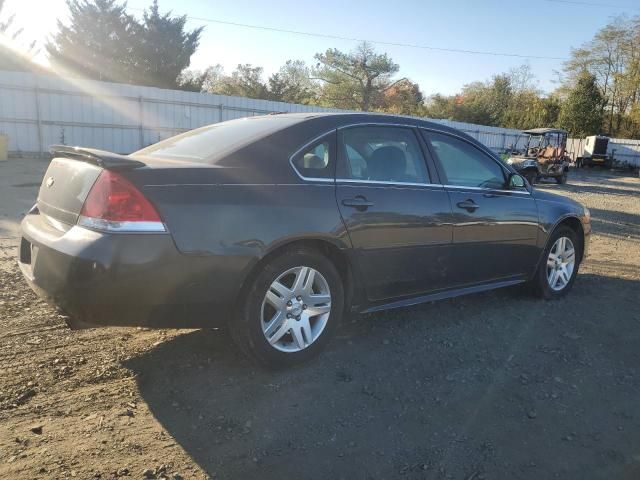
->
left=421, top=129, right=539, bottom=286
left=336, top=125, right=453, bottom=302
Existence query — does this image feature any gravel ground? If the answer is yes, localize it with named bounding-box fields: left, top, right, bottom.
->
left=1, top=163, right=639, bottom=480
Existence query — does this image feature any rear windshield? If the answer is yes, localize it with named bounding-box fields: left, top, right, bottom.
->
left=134, top=116, right=301, bottom=164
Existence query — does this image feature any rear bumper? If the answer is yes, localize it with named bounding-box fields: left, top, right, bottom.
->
left=19, top=213, right=243, bottom=328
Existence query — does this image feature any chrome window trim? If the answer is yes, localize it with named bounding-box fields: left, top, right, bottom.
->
left=335, top=178, right=444, bottom=188
left=288, top=130, right=336, bottom=183
left=444, top=184, right=531, bottom=195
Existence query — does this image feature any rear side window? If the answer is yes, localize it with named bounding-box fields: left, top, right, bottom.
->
left=291, top=134, right=335, bottom=180
left=424, top=131, right=506, bottom=189
left=338, top=126, right=430, bottom=184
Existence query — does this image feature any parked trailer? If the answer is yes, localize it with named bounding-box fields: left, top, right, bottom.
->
left=576, top=135, right=612, bottom=168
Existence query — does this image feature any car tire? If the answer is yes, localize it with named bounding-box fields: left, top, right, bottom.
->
left=555, top=172, right=567, bottom=184
left=530, top=226, right=581, bottom=299
left=230, top=247, right=344, bottom=368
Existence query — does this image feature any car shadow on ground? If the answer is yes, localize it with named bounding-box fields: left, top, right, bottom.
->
left=124, top=274, right=640, bottom=480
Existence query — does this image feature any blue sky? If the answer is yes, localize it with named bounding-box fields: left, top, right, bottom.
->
left=6, top=0, right=640, bottom=95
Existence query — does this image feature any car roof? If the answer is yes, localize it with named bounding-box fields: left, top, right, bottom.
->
left=522, top=127, right=567, bottom=135
left=255, top=111, right=467, bottom=135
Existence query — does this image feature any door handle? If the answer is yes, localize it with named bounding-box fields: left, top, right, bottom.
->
left=341, top=195, right=374, bottom=210
left=456, top=199, right=479, bottom=212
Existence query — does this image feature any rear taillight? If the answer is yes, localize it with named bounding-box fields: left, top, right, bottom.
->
left=78, top=170, right=166, bottom=232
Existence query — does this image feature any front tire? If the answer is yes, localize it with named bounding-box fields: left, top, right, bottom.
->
left=230, top=247, right=344, bottom=368
left=530, top=226, right=581, bottom=299
left=555, top=171, right=568, bottom=184
left=524, top=171, right=537, bottom=186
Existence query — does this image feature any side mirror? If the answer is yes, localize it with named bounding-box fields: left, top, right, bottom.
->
left=508, top=173, right=526, bottom=189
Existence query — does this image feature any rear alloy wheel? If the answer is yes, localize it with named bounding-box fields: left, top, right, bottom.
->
left=230, top=248, right=343, bottom=368
left=531, top=226, right=581, bottom=299
left=261, top=266, right=332, bottom=353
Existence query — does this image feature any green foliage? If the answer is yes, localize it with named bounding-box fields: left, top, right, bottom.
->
left=267, top=60, right=316, bottom=104
left=562, top=15, right=640, bottom=137
left=206, top=64, right=269, bottom=99
left=46, top=0, right=202, bottom=88
left=557, top=71, right=604, bottom=136
left=425, top=65, right=561, bottom=131
left=132, top=0, right=203, bottom=88
left=46, top=0, right=138, bottom=83
left=313, top=42, right=399, bottom=111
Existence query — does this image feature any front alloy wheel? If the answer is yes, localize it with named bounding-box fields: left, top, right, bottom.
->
left=261, top=266, right=331, bottom=352
left=546, top=236, right=576, bottom=291
left=531, top=226, right=581, bottom=299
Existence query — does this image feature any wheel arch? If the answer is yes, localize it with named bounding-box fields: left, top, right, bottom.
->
left=531, top=214, right=585, bottom=281
left=547, top=215, right=585, bottom=262
left=233, top=237, right=357, bottom=320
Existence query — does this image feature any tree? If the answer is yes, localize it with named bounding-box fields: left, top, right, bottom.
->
left=0, top=0, right=37, bottom=71
left=313, top=42, right=399, bottom=111
left=562, top=15, right=640, bottom=136
left=379, top=78, right=425, bottom=116
left=47, top=0, right=203, bottom=87
left=208, top=64, right=268, bottom=99
left=46, top=0, right=138, bottom=83
left=452, top=74, right=513, bottom=126
left=557, top=71, right=604, bottom=136
left=267, top=60, right=316, bottom=104
left=132, top=0, right=203, bottom=88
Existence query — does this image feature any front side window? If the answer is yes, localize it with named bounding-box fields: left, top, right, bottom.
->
left=291, top=137, right=333, bottom=179
left=338, top=126, right=430, bottom=184
left=425, top=131, right=506, bottom=189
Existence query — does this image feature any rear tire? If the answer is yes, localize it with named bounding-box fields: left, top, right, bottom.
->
left=230, top=247, right=344, bottom=368
left=530, top=226, right=581, bottom=299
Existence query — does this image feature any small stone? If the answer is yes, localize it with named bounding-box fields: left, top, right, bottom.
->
left=382, top=339, right=390, bottom=345
left=116, top=467, right=129, bottom=476
left=527, top=410, right=537, bottom=419
left=142, top=468, right=155, bottom=479
left=29, top=424, right=43, bottom=435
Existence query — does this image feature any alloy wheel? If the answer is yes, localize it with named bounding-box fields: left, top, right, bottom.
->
left=260, top=266, right=332, bottom=352
left=546, top=236, right=576, bottom=291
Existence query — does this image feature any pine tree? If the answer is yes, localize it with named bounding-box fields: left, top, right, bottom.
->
left=46, top=0, right=137, bottom=82
left=46, top=0, right=203, bottom=87
left=133, top=0, right=203, bottom=88
left=557, top=71, right=604, bottom=136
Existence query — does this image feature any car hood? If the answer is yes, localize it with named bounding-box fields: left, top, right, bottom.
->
left=532, top=188, right=584, bottom=213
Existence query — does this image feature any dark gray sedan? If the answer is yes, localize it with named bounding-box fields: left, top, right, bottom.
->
left=19, top=113, right=591, bottom=367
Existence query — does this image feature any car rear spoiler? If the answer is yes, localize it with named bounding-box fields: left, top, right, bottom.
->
left=49, top=145, right=145, bottom=170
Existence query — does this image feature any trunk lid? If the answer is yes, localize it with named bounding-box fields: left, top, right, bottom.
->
left=37, top=158, right=103, bottom=226
left=37, top=146, right=146, bottom=226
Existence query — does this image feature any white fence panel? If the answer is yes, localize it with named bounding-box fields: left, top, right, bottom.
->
left=1, top=70, right=638, bottom=165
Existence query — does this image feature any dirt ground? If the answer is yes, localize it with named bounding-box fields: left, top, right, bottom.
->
left=1, top=161, right=639, bottom=480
